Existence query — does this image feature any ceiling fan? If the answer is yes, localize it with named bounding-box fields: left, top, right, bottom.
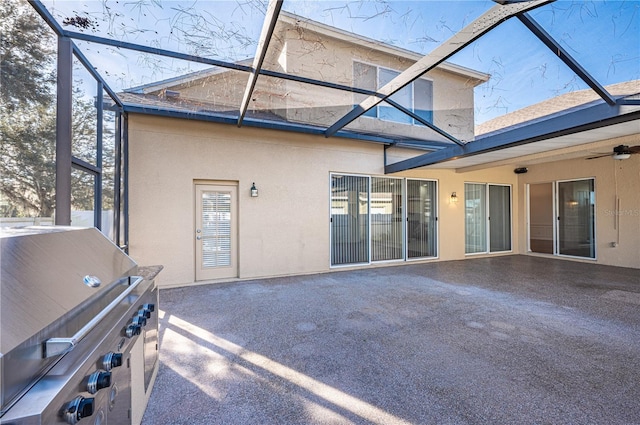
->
left=586, top=144, right=640, bottom=160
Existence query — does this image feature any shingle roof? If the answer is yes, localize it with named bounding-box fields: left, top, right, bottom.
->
left=475, top=80, right=640, bottom=137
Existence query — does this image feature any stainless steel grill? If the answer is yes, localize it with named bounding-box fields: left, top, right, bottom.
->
left=1, top=226, right=160, bottom=424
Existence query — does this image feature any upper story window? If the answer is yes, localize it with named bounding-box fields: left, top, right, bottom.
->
left=353, top=61, right=433, bottom=125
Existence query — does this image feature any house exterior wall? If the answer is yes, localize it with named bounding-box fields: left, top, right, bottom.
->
left=516, top=155, right=640, bottom=269
left=128, top=114, right=520, bottom=288
left=129, top=114, right=380, bottom=287
left=395, top=165, right=521, bottom=261
left=146, top=19, right=482, bottom=144
left=267, top=22, right=479, bottom=142
left=164, top=71, right=249, bottom=112
left=128, top=114, right=638, bottom=289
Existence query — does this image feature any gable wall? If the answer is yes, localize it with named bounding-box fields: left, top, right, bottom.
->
left=151, top=21, right=481, bottom=144
left=276, top=24, right=478, bottom=141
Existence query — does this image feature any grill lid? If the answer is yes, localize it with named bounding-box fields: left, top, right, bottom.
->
left=0, top=226, right=138, bottom=414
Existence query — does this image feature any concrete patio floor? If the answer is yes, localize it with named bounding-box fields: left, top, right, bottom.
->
left=141, top=255, right=640, bottom=425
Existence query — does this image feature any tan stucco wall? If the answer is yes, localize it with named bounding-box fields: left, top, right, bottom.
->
left=397, top=166, right=520, bottom=261
left=129, top=114, right=382, bottom=287
left=128, top=114, right=638, bottom=288
left=172, top=71, right=247, bottom=110
left=516, top=155, right=640, bottom=269
left=129, top=114, right=520, bottom=288
left=276, top=27, right=478, bottom=141
left=151, top=19, right=481, bottom=144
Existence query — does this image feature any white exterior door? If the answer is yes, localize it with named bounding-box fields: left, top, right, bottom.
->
left=195, top=184, right=238, bottom=281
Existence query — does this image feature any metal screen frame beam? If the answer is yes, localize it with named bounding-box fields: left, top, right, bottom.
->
left=124, top=104, right=396, bottom=144
left=114, top=112, right=122, bottom=247
left=238, top=0, right=283, bottom=126
left=73, top=44, right=123, bottom=108
left=29, top=0, right=64, bottom=36
left=64, top=31, right=253, bottom=73
left=95, top=84, right=104, bottom=230
left=123, top=115, right=130, bottom=253
left=325, top=0, right=555, bottom=137
left=385, top=99, right=464, bottom=146
left=55, top=36, right=73, bottom=225
left=517, top=13, right=616, bottom=106
left=385, top=100, right=640, bottom=173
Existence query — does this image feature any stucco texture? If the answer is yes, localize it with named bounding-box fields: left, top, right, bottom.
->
left=129, top=114, right=637, bottom=289
left=129, top=114, right=384, bottom=286
left=516, top=155, right=640, bottom=269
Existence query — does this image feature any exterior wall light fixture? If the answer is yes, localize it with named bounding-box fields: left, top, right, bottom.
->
left=250, top=182, right=259, bottom=197
left=450, top=192, right=458, bottom=203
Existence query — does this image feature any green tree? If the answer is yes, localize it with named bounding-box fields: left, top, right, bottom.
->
left=0, top=0, right=55, bottom=110
left=0, top=0, right=57, bottom=217
left=1, top=1, right=113, bottom=218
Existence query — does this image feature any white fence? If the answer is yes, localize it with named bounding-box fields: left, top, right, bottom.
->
left=0, top=217, right=54, bottom=227
left=1, top=211, right=114, bottom=240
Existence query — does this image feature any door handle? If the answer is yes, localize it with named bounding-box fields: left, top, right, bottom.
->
left=196, top=236, right=201, bottom=240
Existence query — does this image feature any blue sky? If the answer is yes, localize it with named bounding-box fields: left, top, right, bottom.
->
left=43, top=0, right=639, bottom=125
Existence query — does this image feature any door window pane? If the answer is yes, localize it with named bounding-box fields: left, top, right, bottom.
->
left=407, top=180, right=437, bottom=258
left=489, top=185, right=511, bottom=252
left=201, top=191, right=232, bottom=267
left=331, top=175, right=369, bottom=265
left=558, top=179, right=595, bottom=258
left=465, top=183, right=486, bottom=253
left=371, top=177, right=403, bottom=261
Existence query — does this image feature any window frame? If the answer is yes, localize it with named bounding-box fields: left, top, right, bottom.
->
left=352, top=60, right=434, bottom=126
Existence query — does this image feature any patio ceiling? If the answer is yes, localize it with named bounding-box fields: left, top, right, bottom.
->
left=31, top=0, right=640, bottom=171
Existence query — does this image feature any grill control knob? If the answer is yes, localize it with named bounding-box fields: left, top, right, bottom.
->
left=103, top=352, right=123, bottom=371
left=87, top=370, right=112, bottom=394
left=64, top=396, right=94, bottom=424
left=125, top=323, right=141, bottom=338
left=132, top=315, right=147, bottom=327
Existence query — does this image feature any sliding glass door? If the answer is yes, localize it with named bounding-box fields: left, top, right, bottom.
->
left=526, top=179, right=595, bottom=259
left=557, top=179, right=595, bottom=258
left=465, top=183, right=487, bottom=253
left=489, top=185, right=512, bottom=252
left=331, top=175, right=438, bottom=266
left=465, top=183, right=512, bottom=254
left=407, top=179, right=437, bottom=258
left=528, top=182, right=554, bottom=254
left=371, top=177, right=403, bottom=261
left=331, top=175, right=369, bottom=265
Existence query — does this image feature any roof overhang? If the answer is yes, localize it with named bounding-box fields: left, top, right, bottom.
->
left=385, top=99, right=640, bottom=173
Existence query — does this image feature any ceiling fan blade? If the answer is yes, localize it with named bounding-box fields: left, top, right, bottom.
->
left=629, top=145, right=640, bottom=154
left=586, top=153, right=611, bottom=160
